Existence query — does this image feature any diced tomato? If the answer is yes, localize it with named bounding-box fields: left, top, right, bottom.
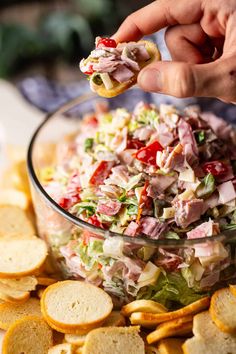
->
left=87, top=214, right=103, bottom=228
left=202, top=161, right=228, bottom=176
left=85, top=115, right=98, bottom=127
left=97, top=263, right=103, bottom=269
left=97, top=37, right=117, bottom=48
left=136, top=181, right=152, bottom=223
left=89, top=161, right=114, bottom=186
left=127, top=137, right=145, bottom=150
left=58, top=197, right=71, bottom=209
left=134, top=140, right=163, bottom=166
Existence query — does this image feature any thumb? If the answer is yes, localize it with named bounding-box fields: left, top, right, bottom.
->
left=137, top=59, right=236, bottom=101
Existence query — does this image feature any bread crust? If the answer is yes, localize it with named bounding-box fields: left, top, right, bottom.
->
left=91, top=40, right=161, bottom=98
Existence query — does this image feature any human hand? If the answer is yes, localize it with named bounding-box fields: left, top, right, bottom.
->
left=113, top=0, right=236, bottom=103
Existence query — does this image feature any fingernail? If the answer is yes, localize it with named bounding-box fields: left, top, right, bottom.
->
left=138, top=68, right=162, bottom=92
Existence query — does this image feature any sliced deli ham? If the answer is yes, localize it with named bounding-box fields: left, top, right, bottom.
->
left=147, top=173, right=177, bottom=197
left=140, top=216, right=168, bottom=239
left=173, top=198, right=204, bottom=228
left=178, top=118, right=198, bottom=165
left=112, top=65, right=134, bottom=83
left=217, top=180, right=236, bottom=204
left=97, top=200, right=122, bottom=216
left=187, top=220, right=220, bottom=239
left=124, top=221, right=140, bottom=237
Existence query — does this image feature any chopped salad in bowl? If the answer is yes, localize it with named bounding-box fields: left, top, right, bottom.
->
left=28, top=91, right=236, bottom=309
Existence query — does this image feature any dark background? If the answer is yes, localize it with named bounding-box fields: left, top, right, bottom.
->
left=0, top=0, right=150, bottom=82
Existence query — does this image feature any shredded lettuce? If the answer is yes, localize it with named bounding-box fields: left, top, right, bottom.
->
left=137, top=272, right=207, bottom=307
left=196, top=173, right=215, bottom=199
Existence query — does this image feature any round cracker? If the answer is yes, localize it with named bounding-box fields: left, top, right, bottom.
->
left=210, top=287, right=236, bottom=333
left=0, top=238, right=47, bottom=278
left=0, top=297, right=41, bottom=330
left=2, top=315, right=53, bottom=354
left=41, top=280, right=113, bottom=331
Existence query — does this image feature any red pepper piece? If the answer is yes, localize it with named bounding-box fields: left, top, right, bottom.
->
left=84, top=64, right=94, bottom=75
left=127, top=137, right=145, bottom=150
left=97, top=37, right=117, bottom=48
left=136, top=181, right=152, bottom=223
left=89, top=161, right=114, bottom=186
left=202, top=161, right=228, bottom=176
left=134, top=140, right=163, bottom=166
left=87, top=214, right=103, bottom=228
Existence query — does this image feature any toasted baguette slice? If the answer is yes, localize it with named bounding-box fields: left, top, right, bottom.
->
left=0, top=189, right=30, bottom=210
left=229, top=284, right=236, bottom=297
left=145, top=346, right=160, bottom=354
left=83, top=326, right=145, bottom=354
left=0, top=205, right=35, bottom=239
left=183, top=334, right=236, bottom=354
left=41, top=280, right=113, bottom=331
left=0, top=238, right=47, bottom=278
left=2, top=315, right=53, bottom=354
left=48, top=343, right=73, bottom=354
left=65, top=333, right=87, bottom=346
left=36, top=276, right=58, bottom=286
left=130, top=297, right=210, bottom=328
left=147, top=316, right=193, bottom=344
left=45, top=316, right=92, bottom=334
left=0, top=282, right=29, bottom=303
left=210, top=287, right=236, bottom=333
left=91, top=40, right=161, bottom=98
left=103, top=311, right=126, bottom=327
left=183, top=311, right=236, bottom=353
left=0, top=276, right=37, bottom=292
left=0, top=297, right=41, bottom=330
left=122, top=300, right=167, bottom=317
left=158, top=338, right=185, bottom=354
left=37, top=288, right=45, bottom=299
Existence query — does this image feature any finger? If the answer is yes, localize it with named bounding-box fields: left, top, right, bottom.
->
left=165, top=24, right=215, bottom=63
left=137, top=58, right=236, bottom=102
left=113, top=0, right=202, bottom=43
left=224, top=13, right=236, bottom=54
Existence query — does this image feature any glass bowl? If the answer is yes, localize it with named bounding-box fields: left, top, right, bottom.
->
left=27, top=89, right=236, bottom=308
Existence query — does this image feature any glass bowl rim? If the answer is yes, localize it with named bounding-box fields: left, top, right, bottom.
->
left=27, top=92, right=236, bottom=247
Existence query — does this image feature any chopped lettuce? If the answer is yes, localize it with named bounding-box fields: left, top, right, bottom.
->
left=195, top=131, right=205, bottom=144
left=127, top=204, right=138, bottom=215
left=84, top=138, right=94, bottom=152
left=196, top=173, right=215, bottom=199
left=137, top=272, right=206, bottom=307
left=71, top=201, right=96, bottom=217
left=164, top=231, right=180, bottom=240
left=138, top=109, right=158, bottom=126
